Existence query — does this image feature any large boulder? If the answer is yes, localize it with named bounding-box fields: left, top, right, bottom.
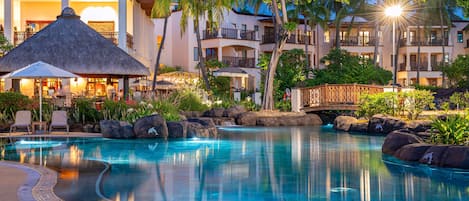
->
left=133, top=115, right=168, bottom=138
left=349, top=121, right=368, bottom=133
left=304, top=114, right=323, bottom=125
left=368, top=114, right=406, bottom=134
left=394, top=143, right=432, bottom=161
left=223, top=105, right=247, bottom=118
left=100, top=120, right=135, bottom=139
left=203, top=108, right=225, bottom=117
left=236, top=112, right=257, bottom=126
left=333, top=116, right=358, bottom=132
left=187, top=118, right=217, bottom=137
left=405, top=120, right=432, bottom=133
left=180, top=111, right=203, bottom=118
left=382, top=130, right=423, bottom=155
left=440, top=146, right=469, bottom=169
left=257, top=117, right=279, bottom=126
left=418, top=145, right=449, bottom=166
left=167, top=121, right=187, bottom=138
left=211, top=117, right=236, bottom=126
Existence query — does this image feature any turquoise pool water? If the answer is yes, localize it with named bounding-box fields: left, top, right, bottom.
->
left=2, top=126, right=469, bottom=201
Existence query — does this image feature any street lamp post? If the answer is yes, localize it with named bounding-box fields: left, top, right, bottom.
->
left=385, top=5, right=402, bottom=86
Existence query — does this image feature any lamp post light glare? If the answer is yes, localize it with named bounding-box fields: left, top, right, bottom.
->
left=386, top=5, right=402, bottom=86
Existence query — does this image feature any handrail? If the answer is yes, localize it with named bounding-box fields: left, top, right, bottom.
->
left=300, top=84, right=384, bottom=109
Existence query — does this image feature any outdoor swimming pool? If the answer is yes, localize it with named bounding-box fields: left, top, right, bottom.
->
left=2, top=126, right=469, bottom=201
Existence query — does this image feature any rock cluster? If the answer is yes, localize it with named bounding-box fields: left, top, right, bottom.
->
left=333, top=114, right=432, bottom=135
left=100, top=115, right=217, bottom=139
left=382, top=130, right=469, bottom=169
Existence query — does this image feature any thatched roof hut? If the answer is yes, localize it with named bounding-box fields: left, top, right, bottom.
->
left=0, top=7, right=150, bottom=78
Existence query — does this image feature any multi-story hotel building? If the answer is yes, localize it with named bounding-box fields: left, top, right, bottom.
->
left=1, top=2, right=468, bottom=93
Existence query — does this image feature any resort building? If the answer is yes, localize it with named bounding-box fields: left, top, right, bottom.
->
left=0, top=0, right=156, bottom=97
left=0, top=1, right=468, bottom=98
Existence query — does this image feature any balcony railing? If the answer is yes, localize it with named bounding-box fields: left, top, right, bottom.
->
left=399, top=62, right=427, bottom=71
left=399, top=37, right=449, bottom=47
left=222, top=56, right=256, bottom=68
left=262, top=34, right=312, bottom=45
left=13, top=31, right=134, bottom=49
left=202, top=28, right=257, bottom=41
left=332, top=36, right=377, bottom=47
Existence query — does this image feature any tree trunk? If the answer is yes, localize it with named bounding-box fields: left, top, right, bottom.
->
left=194, top=18, right=211, bottom=91
left=372, top=21, right=379, bottom=65
left=304, top=18, right=309, bottom=69
left=152, top=17, right=169, bottom=91
left=335, top=19, right=341, bottom=49
left=416, top=22, right=421, bottom=85
left=262, top=33, right=288, bottom=110
left=439, top=5, right=447, bottom=88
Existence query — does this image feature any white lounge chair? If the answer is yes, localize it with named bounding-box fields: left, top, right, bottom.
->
left=49, top=110, right=69, bottom=134
left=9, top=110, right=32, bottom=135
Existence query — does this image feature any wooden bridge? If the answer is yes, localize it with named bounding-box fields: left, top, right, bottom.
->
left=291, top=84, right=385, bottom=112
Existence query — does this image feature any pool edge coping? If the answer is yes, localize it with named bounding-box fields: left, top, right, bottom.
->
left=0, top=161, right=62, bottom=201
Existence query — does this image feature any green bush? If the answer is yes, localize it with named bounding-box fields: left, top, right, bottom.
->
left=275, top=100, right=291, bottom=112
left=356, top=90, right=434, bottom=120
left=158, top=66, right=181, bottom=74
left=153, top=100, right=181, bottom=121
left=0, top=92, right=32, bottom=122
left=71, top=98, right=102, bottom=124
left=430, top=115, right=469, bottom=145
left=102, top=100, right=128, bottom=121
left=172, top=90, right=209, bottom=112
left=356, top=92, right=397, bottom=119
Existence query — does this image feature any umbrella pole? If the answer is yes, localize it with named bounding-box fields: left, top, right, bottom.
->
left=39, top=78, right=42, bottom=129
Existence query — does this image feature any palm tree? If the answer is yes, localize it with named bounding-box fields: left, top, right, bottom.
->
left=151, top=0, right=172, bottom=91
left=324, top=0, right=365, bottom=49
left=179, top=0, right=233, bottom=91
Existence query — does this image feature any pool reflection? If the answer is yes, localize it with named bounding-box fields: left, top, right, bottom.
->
left=1, top=127, right=469, bottom=201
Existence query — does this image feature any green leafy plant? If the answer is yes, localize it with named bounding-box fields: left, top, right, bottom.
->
left=356, top=92, right=397, bottom=119
left=71, top=98, right=102, bottom=124
left=171, top=89, right=209, bottom=112
left=430, top=115, right=469, bottom=145
left=275, top=100, right=291, bottom=112
left=102, top=100, right=128, bottom=121
left=400, top=90, right=435, bottom=120
left=0, top=92, right=32, bottom=122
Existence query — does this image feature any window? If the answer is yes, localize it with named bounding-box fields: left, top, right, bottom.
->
left=458, top=31, right=463, bottom=43
left=206, top=48, right=217, bottom=60
left=324, top=31, right=330, bottom=43
left=241, top=24, right=247, bottom=31
left=254, top=25, right=259, bottom=32
left=339, top=31, right=347, bottom=41
left=194, top=47, right=199, bottom=61
left=359, top=31, right=370, bottom=45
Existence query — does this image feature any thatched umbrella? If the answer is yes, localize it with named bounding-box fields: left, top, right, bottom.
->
left=0, top=7, right=149, bottom=97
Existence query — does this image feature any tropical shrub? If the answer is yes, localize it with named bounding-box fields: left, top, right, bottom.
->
left=307, top=49, right=392, bottom=86
left=275, top=100, right=291, bottom=112
left=153, top=100, right=180, bottom=121
left=430, top=115, right=469, bottom=145
left=171, top=89, right=209, bottom=112
left=158, top=66, right=181, bottom=74
left=102, top=100, right=128, bottom=121
left=356, top=90, right=434, bottom=120
left=125, top=101, right=157, bottom=123
left=400, top=90, right=435, bottom=120
left=356, top=92, right=397, bottom=119
left=0, top=92, right=32, bottom=122
left=71, top=98, right=102, bottom=124
left=449, top=92, right=469, bottom=110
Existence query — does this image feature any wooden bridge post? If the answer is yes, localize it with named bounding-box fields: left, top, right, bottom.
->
left=291, top=88, right=302, bottom=112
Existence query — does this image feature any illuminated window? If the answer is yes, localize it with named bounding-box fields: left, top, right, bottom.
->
left=458, top=31, right=463, bottom=43
left=324, top=31, right=330, bottom=43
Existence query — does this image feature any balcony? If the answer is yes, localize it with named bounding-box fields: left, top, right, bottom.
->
left=207, top=56, right=256, bottom=68
left=262, top=34, right=312, bottom=45
left=202, top=28, right=257, bottom=41
left=399, top=37, right=449, bottom=47
left=332, top=36, right=377, bottom=47
left=13, top=31, right=134, bottom=49
left=399, top=62, right=428, bottom=71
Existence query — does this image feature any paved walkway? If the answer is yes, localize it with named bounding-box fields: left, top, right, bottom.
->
left=0, top=132, right=103, bottom=201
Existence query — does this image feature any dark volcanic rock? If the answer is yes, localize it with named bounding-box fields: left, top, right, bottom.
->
left=187, top=118, right=217, bottom=137
left=167, top=121, right=187, bottom=138
left=333, top=116, right=358, bottom=132
left=203, top=108, right=225, bottom=117
left=394, top=143, right=432, bottom=161
left=236, top=112, right=257, bottom=126
left=133, top=115, right=168, bottom=138
left=405, top=120, right=432, bottom=133
left=349, top=121, right=369, bottom=133
left=257, top=117, right=279, bottom=126
left=100, top=120, right=135, bottom=139
left=441, top=146, right=469, bottom=169
left=368, top=114, right=406, bottom=134
left=418, top=145, right=449, bottom=166
left=382, top=130, right=423, bottom=155
left=223, top=105, right=247, bottom=118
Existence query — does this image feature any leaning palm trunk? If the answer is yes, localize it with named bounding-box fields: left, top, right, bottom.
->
left=152, top=17, right=169, bottom=91
left=416, top=22, right=421, bottom=85
left=194, top=18, right=211, bottom=91
left=439, top=6, right=447, bottom=88
left=372, top=21, right=379, bottom=65
left=304, top=18, right=309, bottom=69
left=262, top=34, right=288, bottom=110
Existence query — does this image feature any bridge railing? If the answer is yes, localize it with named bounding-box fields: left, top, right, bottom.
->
left=292, top=84, right=384, bottom=112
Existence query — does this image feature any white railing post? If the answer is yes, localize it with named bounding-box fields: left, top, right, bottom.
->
left=237, top=29, right=241, bottom=39
left=291, top=88, right=302, bottom=112
left=217, top=28, right=222, bottom=38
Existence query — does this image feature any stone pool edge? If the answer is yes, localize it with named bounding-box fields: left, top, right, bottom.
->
left=0, top=161, right=61, bottom=201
